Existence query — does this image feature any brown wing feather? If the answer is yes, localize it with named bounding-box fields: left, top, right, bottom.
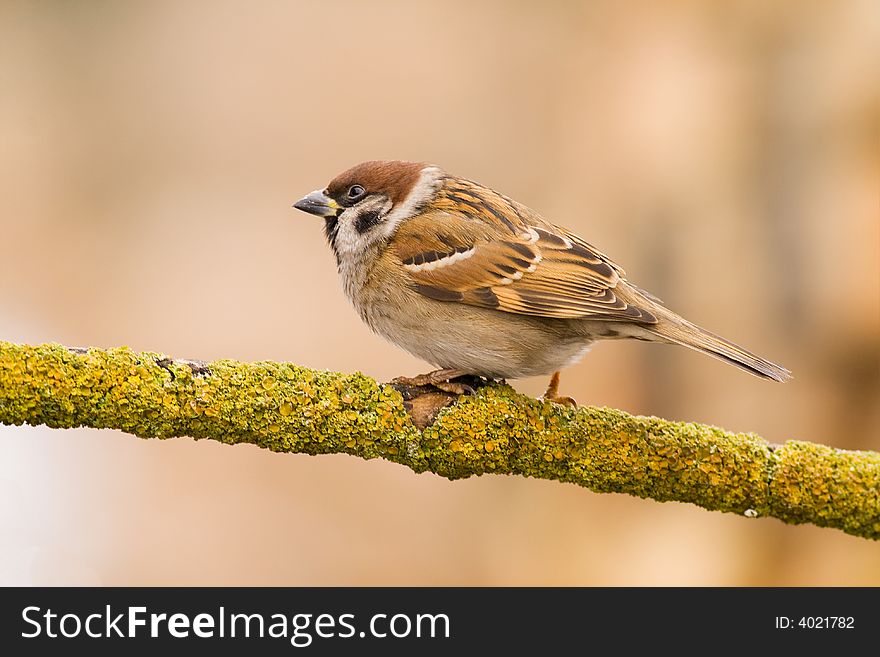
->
left=392, top=180, right=657, bottom=324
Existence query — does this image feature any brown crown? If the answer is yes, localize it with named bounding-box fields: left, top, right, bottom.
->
left=326, top=160, right=427, bottom=206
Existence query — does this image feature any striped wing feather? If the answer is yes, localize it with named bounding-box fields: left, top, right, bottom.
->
left=391, top=180, right=657, bottom=323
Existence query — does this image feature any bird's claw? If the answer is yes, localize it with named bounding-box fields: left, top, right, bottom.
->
left=540, top=371, right=578, bottom=407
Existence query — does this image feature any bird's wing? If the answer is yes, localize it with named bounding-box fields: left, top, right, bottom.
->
left=390, top=179, right=658, bottom=323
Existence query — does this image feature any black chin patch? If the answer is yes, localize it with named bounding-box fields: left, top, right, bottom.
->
left=323, top=216, right=340, bottom=262
left=354, top=210, right=382, bottom=234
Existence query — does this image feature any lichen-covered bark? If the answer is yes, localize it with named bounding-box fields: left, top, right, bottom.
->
left=1, top=341, right=878, bottom=540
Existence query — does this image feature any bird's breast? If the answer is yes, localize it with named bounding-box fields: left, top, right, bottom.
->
left=346, top=267, right=596, bottom=379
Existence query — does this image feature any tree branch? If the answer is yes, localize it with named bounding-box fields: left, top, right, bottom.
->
left=1, top=341, right=877, bottom=540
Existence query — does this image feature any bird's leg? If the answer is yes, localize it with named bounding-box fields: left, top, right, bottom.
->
left=392, top=368, right=477, bottom=395
left=541, top=371, right=577, bottom=407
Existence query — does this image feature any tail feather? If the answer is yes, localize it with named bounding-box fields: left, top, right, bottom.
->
left=647, top=316, right=792, bottom=382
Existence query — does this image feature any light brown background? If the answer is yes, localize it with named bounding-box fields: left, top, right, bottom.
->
left=1, top=1, right=878, bottom=585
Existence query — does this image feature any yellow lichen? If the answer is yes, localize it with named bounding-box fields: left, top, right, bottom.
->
left=0, top=341, right=878, bottom=540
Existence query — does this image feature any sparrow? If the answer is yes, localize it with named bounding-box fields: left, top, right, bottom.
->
left=293, top=160, right=790, bottom=402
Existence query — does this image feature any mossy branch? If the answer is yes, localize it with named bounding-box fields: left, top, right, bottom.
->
left=1, top=341, right=878, bottom=540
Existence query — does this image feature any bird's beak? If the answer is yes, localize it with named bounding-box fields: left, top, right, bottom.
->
left=293, top=190, right=340, bottom=218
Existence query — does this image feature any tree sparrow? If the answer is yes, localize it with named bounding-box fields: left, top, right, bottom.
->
left=293, top=160, right=790, bottom=402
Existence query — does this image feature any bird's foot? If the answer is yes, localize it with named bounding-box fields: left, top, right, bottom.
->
left=391, top=368, right=480, bottom=395
left=540, top=371, right=578, bottom=407
left=390, top=369, right=493, bottom=430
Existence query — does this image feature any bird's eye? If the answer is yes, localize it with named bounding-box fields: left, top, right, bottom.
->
left=347, top=185, right=366, bottom=200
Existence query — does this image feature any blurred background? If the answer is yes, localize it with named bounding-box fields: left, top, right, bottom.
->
left=0, top=0, right=878, bottom=585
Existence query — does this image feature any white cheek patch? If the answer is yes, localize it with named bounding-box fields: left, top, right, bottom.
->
left=402, top=247, right=475, bottom=273
left=333, top=197, right=393, bottom=255
left=332, top=209, right=367, bottom=255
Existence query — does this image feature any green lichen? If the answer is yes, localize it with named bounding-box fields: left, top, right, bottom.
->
left=1, top=340, right=878, bottom=540
left=769, top=441, right=880, bottom=538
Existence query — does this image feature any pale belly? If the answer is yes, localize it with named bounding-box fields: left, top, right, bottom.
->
left=356, top=287, right=596, bottom=379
